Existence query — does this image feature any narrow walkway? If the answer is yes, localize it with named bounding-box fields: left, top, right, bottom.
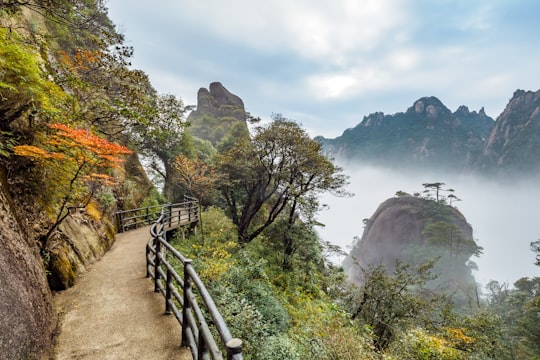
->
left=53, top=226, right=192, bottom=360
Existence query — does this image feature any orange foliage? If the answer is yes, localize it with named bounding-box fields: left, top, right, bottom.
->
left=47, top=123, right=131, bottom=167
left=58, top=49, right=102, bottom=72
left=444, top=327, right=475, bottom=350
left=14, top=123, right=132, bottom=186
left=14, top=123, right=132, bottom=241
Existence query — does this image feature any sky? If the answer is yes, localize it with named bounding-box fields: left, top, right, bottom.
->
left=106, top=0, right=540, bottom=138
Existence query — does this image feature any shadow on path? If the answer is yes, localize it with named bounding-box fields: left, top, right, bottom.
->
left=53, top=226, right=192, bottom=360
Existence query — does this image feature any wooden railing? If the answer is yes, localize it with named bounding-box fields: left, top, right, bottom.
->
left=144, top=199, right=243, bottom=360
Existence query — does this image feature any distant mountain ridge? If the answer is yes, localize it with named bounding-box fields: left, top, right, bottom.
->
left=468, top=89, right=540, bottom=175
left=316, top=96, right=494, bottom=171
left=317, top=89, right=540, bottom=176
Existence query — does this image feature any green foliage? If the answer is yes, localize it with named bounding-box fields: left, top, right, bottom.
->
left=0, top=130, right=17, bottom=157
left=253, top=334, right=302, bottom=360
left=173, top=207, right=380, bottom=359
left=216, top=116, right=348, bottom=244
left=531, top=240, right=540, bottom=266
left=96, top=187, right=116, bottom=211
left=140, top=187, right=166, bottom=208
left=347, top=260, right=442, bottom=351
left=484, top=277, right=540, bottom=359
left=0, top=27, right=65, bottom=128
left=189, top=114, right=249, bottom=146
left=390, top=328, right=463, bottom=360
left=133, top=93, right=190, bottom=201
left=192, top=136, right=216, bottom=163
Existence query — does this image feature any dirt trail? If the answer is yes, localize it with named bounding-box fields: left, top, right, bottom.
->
left=52, top=226, right=192, bottom=360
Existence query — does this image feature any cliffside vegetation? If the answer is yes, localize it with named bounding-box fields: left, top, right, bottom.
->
left=0, top=1, right=165, bottom=357
left=1, top=0, right=160, bottom=289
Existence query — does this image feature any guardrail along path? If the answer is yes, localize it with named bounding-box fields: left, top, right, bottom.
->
left=53, top=226, right=192, bottom=360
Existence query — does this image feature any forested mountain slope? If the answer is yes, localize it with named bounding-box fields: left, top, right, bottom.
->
left=317, top=89, right=540, bottom=176
left=316, top=96, right=494, bottom=170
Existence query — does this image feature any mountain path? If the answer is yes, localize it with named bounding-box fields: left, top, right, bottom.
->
left=52, top=226, right=192, bottom=360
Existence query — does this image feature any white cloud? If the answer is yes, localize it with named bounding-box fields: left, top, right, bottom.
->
left=307, top=73, right=359, bottom=99
left=162, top=0, right=407, bottom=62
left=305, top=47, right=422, bottom=100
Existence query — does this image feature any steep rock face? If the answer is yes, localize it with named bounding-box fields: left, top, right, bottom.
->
left=317, top=96, right=494, bottom=170
left=46, top=214, right=115, bottom=290
left=344, top=196, right=476, bottom=292
left=187, top=82, right=249, bottom=145
left=0, top=169, right=56, bottom=359
left=470, top=89, right=540, bottom=175
left=195, top=82, right=245, bottom=119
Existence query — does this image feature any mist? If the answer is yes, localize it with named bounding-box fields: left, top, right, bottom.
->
left=317, top=165, right=540, bottom=288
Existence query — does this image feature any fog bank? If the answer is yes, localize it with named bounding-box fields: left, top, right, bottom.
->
left=317, top=165, right=540, bottom=287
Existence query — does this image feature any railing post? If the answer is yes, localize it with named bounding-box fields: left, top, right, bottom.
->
left=116, top=212, right=122, bottom=233
left=154, top=237, right=161, bottom=293
left=226, top=338, right=243, bottom=360
left=145, top=242, right=151, bottom=278
left=145, top=207, right=149, bottom=225
left=181, top=259, right=192, bottom=347
left=168, top=204, right=172, bottom=228
left=197, top=330, right=209, bottom=360
left=165, top=267, right=172, bottom=314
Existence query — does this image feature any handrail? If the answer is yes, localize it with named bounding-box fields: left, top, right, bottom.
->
left=144, top=199, right=243, bottom=360
left=116, top=204, right=163, bottom=232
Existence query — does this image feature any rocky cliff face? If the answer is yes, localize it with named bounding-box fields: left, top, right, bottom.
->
left=344, top=196, right=478, bottom=301
left=317, top=97, right=494, bottom=171
left=0, top=169, right=56, bottom=359
left=187, top=82, right=249, bottom=145
left=469, top=89, right=540, bottom=175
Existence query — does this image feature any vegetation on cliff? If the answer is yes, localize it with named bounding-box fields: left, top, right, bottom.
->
left=0, top=1, right=164, bottom=356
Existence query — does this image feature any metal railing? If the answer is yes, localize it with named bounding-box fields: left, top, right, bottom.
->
left=145, top=199, right=243, bottom=360
left=116, top=204, right=163, bottom=232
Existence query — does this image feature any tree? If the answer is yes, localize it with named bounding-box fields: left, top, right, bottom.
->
left=483, top=243, right=540, bottom=359
left=447, top=193, right=461, bottom=206
left=1, top=0, right=156, bottom=138
left=13, top=123, right=132, bottom=246
left=422, top=182, right=455, bottom=203
left=134, top=94, right=190, bottom=201
left=349, top=260, right=441, bottom=350
left=215, top=117, right=348, bottom=244
left=173, top=153, right=215, bottom=205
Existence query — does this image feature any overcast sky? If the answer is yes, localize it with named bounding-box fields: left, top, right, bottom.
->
left=107, top=0, right=540, bottom=138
